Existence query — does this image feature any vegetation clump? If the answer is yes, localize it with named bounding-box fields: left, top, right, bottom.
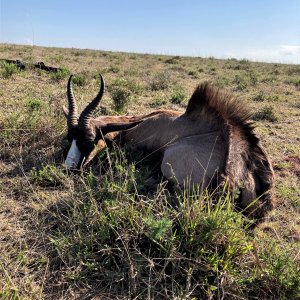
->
left=0, top=62, right=20, bottom=78
left=253, top=105, right=279, bottom=122
left=109, top=78, right=141, bottom=112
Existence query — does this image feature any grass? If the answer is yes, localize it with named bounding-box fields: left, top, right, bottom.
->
left=108, top=78, right=141, bottom=112
left=0, top=43, right=299, bottom=299
left=253, top=105, right=279, bottom=122
left=0, top=61, right=20, bottom=78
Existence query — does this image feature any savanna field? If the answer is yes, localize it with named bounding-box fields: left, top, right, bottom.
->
left=0, top=44, right=299, bottom=299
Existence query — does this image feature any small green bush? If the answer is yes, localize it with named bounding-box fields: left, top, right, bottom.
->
left=187, top=69, right=199, bottom=78
left=149, top=71, right=171, bottom=91
left=109, top=78, right=140, bottom=112
left=49, top=68, right=70, bottom=82
left=165, top=56, right=180, bottom=64
left=253, top=92, right=281, bottom=102
left=233, top=70, right=258, bottom=90
left=286, top=66, right=300, bottom=76
left=253, top=105, right=278, bottom=122
left=0, top=62, right=20, bottom=78
left=234, top=74, right=248, bottom=90
left=26, top=98, right=43, bottom=111
left=284, top=77, right=300, bottom=87
left=170, top=85, right=187, bottom=104
left=149, top=97, right=167, bottom=108
left=31, top=165, right=67, bottom=187
left=107, top=66, right=120, bottom=73
left=72, top=74, right=87, bottom=86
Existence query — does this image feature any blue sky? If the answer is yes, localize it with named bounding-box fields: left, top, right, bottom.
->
left=0, top=0, right=299, bottom=63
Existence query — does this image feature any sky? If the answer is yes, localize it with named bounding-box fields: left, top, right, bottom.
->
left=0, top=0, right=299, bottom=64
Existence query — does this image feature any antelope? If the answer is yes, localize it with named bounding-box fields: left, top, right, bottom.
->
left=63, top=74, right=274, bottom=222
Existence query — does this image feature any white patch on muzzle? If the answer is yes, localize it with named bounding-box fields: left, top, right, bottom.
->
left=65, top=140, right=82, bottom=169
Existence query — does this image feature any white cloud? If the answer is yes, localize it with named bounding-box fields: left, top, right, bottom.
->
left=222, top=45, right=300, bottom=64
left=280, top=45, right=300, bottom=56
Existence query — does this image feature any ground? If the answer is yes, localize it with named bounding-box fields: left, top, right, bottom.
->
left=0, top=44, right=299, bottom=299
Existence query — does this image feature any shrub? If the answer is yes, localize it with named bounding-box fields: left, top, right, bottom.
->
left=109, top=78, right=140, bottom=112
left=253, top=105, right=278, bottom=122
left=284, top=77, right=300, bottom=87
left=149, top=96, right=168, bottom=108
left=165, top=56, right=180, bottom=64
left=72, top=74, right=87, bottom=86
left=107, top=66, right=120, bottom=73
left=253, top=92, right=281, bottom=102
left=49, top=68, right=70, bottom=82
left=170, top=85, right=187, bottom=104
left=149, top=71, right=171, bottom=91
left=253, top=91, right=265, bottom=102
left=234, top=74, right=248, bottom=90
left=187, top=69, right=199, bottom=78
left=26, top=98, right=43, bottom=111
left=0, top=62, right=20, bottom=78
left=30, top=165, right=67, bottom=187
left=286, top=66, right=300, bottom=76
left=233, top=70, right=258, bottom=90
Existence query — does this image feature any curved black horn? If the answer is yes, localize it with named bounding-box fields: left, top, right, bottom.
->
left=67, top=75, right=78, bottom=128
left=78, top=74, right=105, bottom=130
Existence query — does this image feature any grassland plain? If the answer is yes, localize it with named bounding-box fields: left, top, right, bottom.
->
left=0, top=44, right=299, bottom=299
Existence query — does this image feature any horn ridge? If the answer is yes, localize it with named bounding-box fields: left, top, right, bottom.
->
left=67, top=75, right=78, bottom=128
left=78, top=74, right=105, bottom=130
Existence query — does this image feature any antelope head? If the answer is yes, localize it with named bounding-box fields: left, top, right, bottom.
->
left=63, top=74, right=141, bottom=170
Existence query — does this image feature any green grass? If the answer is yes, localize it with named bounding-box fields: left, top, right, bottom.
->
left=0, top=61, right=20, bottom=78
left=49, top=67, right=70, bottom=81
left=0, top=43, right=299, bottom=299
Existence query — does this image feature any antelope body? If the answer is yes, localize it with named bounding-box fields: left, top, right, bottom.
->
left=64, top=75, right=274, bottom=222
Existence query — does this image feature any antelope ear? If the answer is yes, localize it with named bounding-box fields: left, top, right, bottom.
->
left=62, top=105, right=69, bottom=118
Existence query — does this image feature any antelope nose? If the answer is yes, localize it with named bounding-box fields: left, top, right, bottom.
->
left=65, top=140, right=81, bottom=169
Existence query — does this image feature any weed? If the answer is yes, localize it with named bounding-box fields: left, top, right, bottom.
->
left=233, top=70, right=258, bottom=90
left=234, top=73, right=248, bottom=90
left=49, top=68, right=70, bottom=81
left=0, top=62, right=20, bottom=78
left=170, top=84, right=187, bottom=104
left=149, top=71, right=171, bottom=91
left=213, top=76, right=230, bottom=88
left=253, top=92, right=281, bottom=102
left=30, top=165, right=67, bottom=187
left=165, top=56, right=181, bottom=64
left=286, top=66, right=300, bottom=76
left=72, top=74, right=87, bottom=86
left=26, top=98, right=43, bottom=111
left=253, top=105, right=278, bottom=122
left=284, top=77, right=300, bottom=87
left=149, top=96, right=168, bottom=108
left=187, top=69, right=199, bottom=78
left=261, top=75, right=277, bottom=83
left=107, top=66, right=120, bottom=73
left=51, top=54, right=64, bottom=63
left=109, top=78, right=140, bottom=112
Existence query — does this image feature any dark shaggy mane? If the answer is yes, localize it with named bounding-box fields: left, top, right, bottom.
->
left=186, top=82, right=274, bottom=223
left=185, top=82, right=261, bottom=146
left=186, top=82, right=251, bottom=126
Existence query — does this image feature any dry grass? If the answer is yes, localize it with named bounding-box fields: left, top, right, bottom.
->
left=0, top=44, right=299, bottom=299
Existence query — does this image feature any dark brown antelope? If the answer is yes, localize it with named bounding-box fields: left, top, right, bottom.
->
left=63, top=74, right=274, bottom=222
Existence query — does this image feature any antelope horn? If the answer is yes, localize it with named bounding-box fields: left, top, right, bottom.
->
left=78, top=74, right=105, bottom=130
left=67, top=75, right=78, bottom=128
